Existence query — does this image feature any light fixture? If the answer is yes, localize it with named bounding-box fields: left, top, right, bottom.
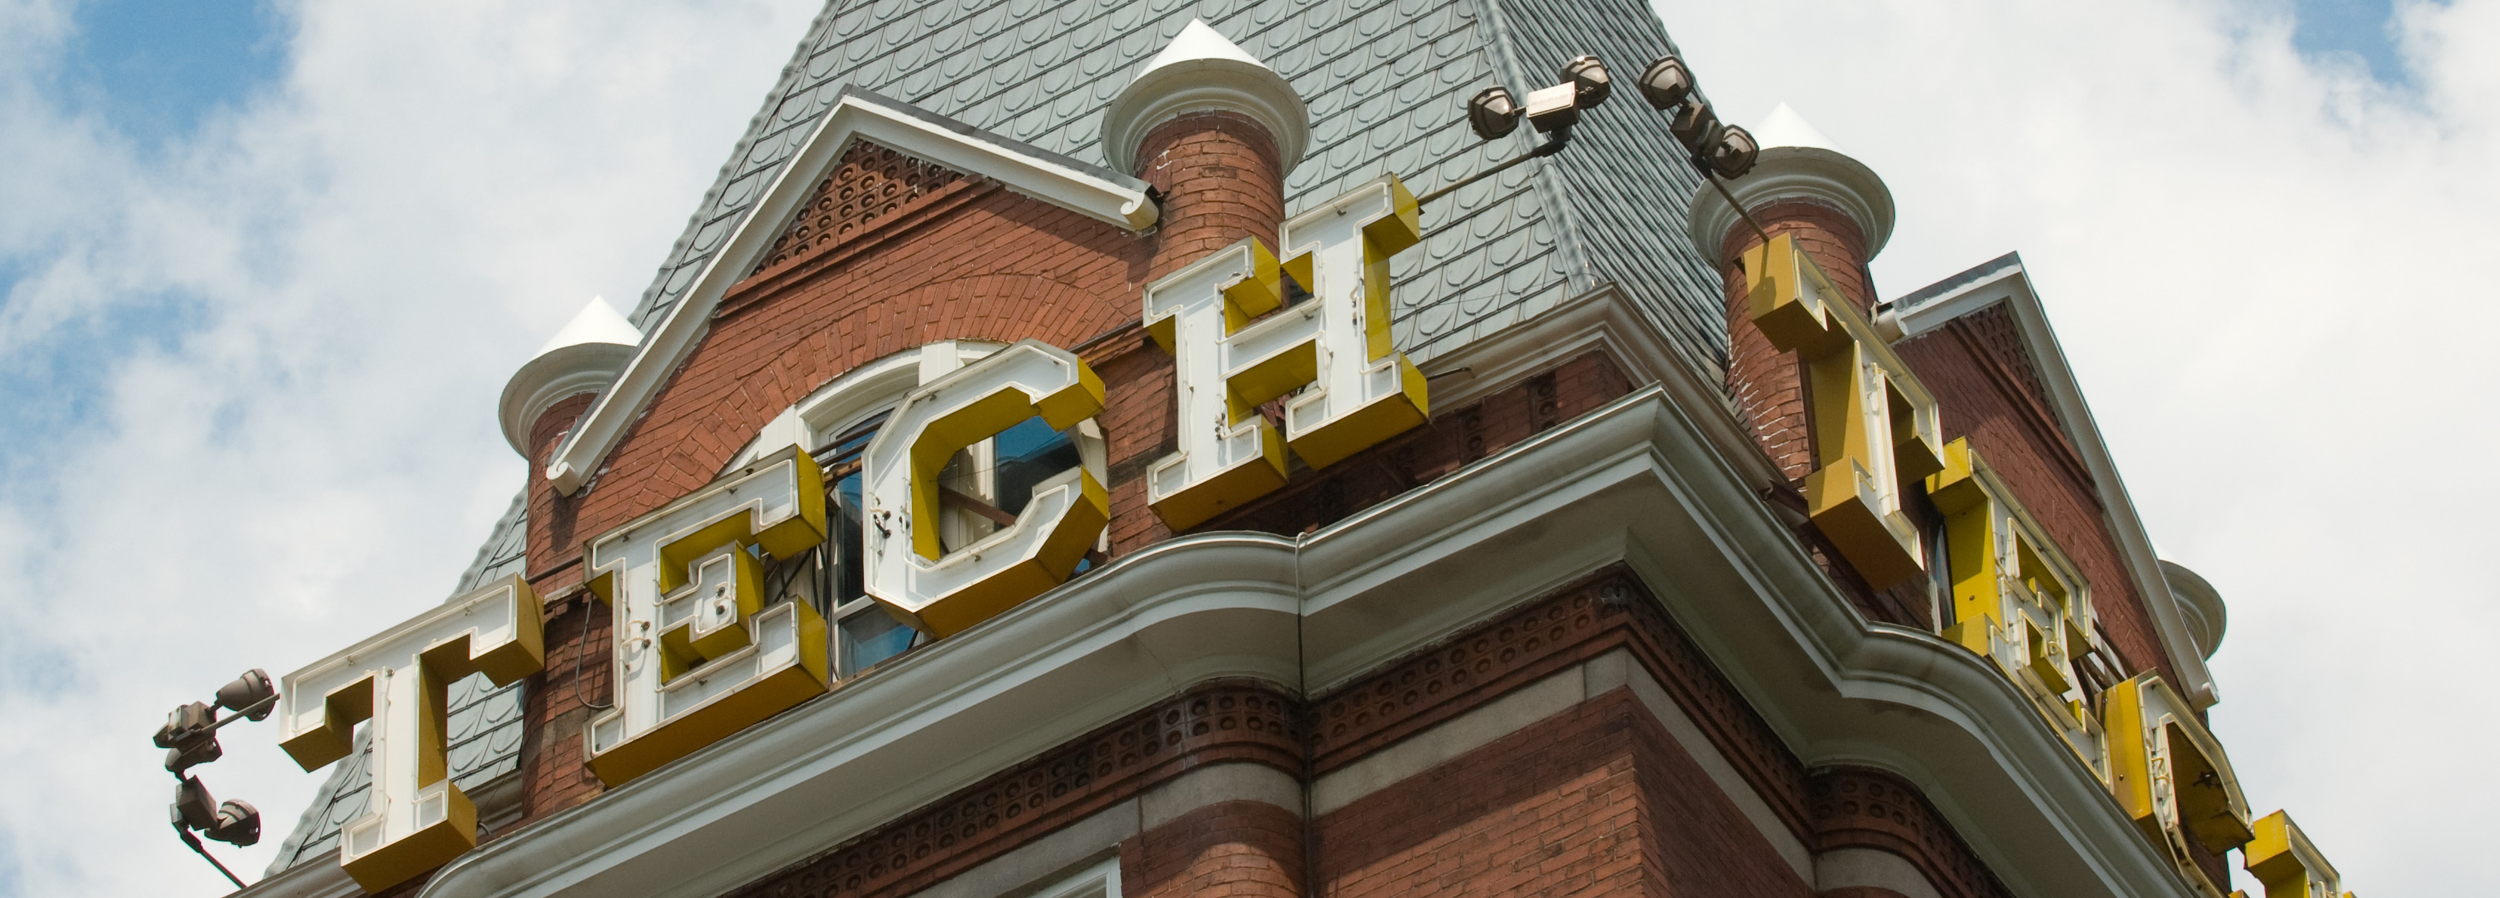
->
left=155, top=701, right=222, bottom=775
left=1523, top=83, right=1580, bottom=134
left=1706, top=124, right=1759, bottom=179
left=1466, top=86, right=1521, bottom=140
left=214, top=669, right=276, bottom=720
left=171, top=777, right=260, bottom=846
left=1636, top=55, right=1695, bottom=110
left=1561, top=55, right=1611, bottom=109
left=1669, top=99, right=1720, bottom=154
left=156, top=669, right=276, bottom=888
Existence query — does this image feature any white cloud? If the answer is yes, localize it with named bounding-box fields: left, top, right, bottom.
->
left=0, top=0, right=816, bottom=893
left=1663, top=0, right=2495, bottom=891
left=3, top=0, right=2486, bottom=894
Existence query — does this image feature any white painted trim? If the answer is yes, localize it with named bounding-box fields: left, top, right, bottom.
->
left=543, top=91, right=1156, bottom=495
left=421, top=383, right=2213, bottom=898
left=1817, top=847, right=1945, bottom=898
left=234, top=850, right=361, bottom=898
left=1883, top=261, right=2221, bottom=707
left=1685, top=145, right=1896, bottom=263
left=499, top=342, right=633, bottom=457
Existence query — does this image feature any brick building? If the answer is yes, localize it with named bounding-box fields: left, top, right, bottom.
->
left=234, top=3, right=2354, bottom=898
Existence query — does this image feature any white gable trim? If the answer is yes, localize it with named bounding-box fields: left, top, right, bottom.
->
left=544, top=89, right=1158, bottom=495
left=1882, top=259, right=2220, bottom=708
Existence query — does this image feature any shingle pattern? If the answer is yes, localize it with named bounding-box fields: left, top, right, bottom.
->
left=624, top=0, right=1727, bottom=370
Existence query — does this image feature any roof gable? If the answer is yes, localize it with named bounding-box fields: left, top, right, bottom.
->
left=749, top=140, right=971, bottom=277
left=543, top=89, right=1154, bottom=495
left=1881, top=254, right=2221, bottom=708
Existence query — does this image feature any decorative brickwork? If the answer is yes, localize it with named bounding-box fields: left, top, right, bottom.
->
left=726, top=683, right=1300, bottom=898
left=1807, top=769, right=2012, bottom=898
left=754, top=141, right=969, bottom=276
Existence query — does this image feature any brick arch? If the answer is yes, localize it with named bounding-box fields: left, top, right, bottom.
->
left=534, top=177, right=1154, bottom=574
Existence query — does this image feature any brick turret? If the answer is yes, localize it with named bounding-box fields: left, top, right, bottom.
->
left=1099, top=19, right=1309, bottom=281
left=1687, top=103, right=1897, bottom=480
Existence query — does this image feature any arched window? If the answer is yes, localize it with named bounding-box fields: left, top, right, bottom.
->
left=731, top=341, right=1105, bottom=678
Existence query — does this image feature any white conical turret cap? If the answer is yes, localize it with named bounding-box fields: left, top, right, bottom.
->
left=1099, top=19, right=1310, bottom=176
left=535, top=296, right=641, bottom=355
left=501, top=297, right=643, bottom=457
left=1751, top=103, right=1840, bottom=153
left=1138, top=19, right=1269, bottom=74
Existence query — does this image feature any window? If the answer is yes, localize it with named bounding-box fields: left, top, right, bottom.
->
left=738, top=341, right=1106, bottom=680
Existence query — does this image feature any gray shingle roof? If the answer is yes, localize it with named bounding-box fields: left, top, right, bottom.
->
left=625, top=0, right=1728, bottom=371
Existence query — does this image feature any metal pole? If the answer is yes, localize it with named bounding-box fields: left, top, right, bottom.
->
left=175, top=825, right=246, bottom=890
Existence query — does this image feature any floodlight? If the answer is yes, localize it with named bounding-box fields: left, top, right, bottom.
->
left=1524, top=83, right=1579, bottom=133
left=1561, top=55, right=1611, bottom=109
left=1466, top=86, right=1521, bottom=140
left=172, top=778, right=261, bottom=849
left=214, top=669, right=275, bottom=720
left=1636, top=55, right=1695, bottom=110
left=205, top=800, right=260, bottom=847
left=1706, top=124, right=1759, bottom=178
left=1669, top=99, right=1720, bottom=153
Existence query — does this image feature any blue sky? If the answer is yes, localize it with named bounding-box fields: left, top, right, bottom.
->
left=2, top=0, right=2492, bottom=894
left=2285, top=0, right=2415, bottom=81
left=50, top=0, right=285, bottom=142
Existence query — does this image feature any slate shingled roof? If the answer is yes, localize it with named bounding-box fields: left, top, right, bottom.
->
left=272, top=0, right=1732, bottom=873
left=627, top=0, right=1728, bottom=372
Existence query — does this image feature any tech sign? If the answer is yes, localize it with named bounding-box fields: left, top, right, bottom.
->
left=272, top=176, right=1430, bottom=892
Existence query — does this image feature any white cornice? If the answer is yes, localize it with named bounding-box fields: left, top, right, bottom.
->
left=2160, top=561, right=2226, bottom=661
left=1884, top=258, right=2221, bottom=707
left=542, top=89, right=1158, bottom=495
left=422, top=377, right=2212, bottom=898
left=1685, top=145, right=1896, bottom=264
left=1100, top=19, right=1311, bottom=177
left=232, top=849, right=359, bottom=898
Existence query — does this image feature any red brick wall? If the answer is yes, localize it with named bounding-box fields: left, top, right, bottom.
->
left=532, top=176, right=1154, bottom=575
left=1892, top=307, right=2176, bottom=687
left=1135, top=111, right=1286, bottom=284
left=1317, top=689, right=1814, bottom=898
left=1715, top=198, right=1876, bottom=485
left=1205, top=353, right=1631, bottom=538
left=525, top=392, right=596, bottom=588
left=1123, top=800, right=1304, bottom=898
left=515, top=593, right=610, bottom=825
